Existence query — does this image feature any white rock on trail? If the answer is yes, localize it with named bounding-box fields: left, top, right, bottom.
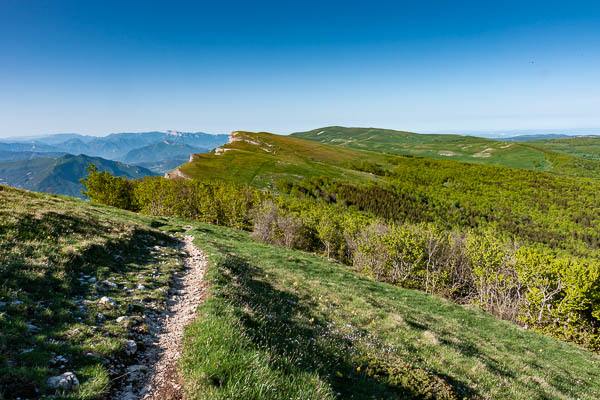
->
left=46, top=372, right=79, bottom=391
left=99, top=296, right=117, bottom=308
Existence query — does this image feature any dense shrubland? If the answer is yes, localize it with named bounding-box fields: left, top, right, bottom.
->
left=80, top=165, right=600, bottom=352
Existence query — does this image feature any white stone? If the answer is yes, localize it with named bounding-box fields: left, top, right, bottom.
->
left=99, top=296, right=117, bottom=308
left=46, top=372, right=79, bottom=391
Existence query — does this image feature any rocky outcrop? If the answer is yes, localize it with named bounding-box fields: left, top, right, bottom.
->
left=164, top=167, right=188, bottom=180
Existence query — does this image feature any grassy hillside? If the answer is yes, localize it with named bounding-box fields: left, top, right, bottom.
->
left=0, top=185, right=182, bottom=398
left=181, top=222, right=600, bottom=399
left=4, top=185, right=600, bottom=399
left=290, top=126, right=600, bottom=178
left=174, top=131, right=396, bottom=188
left=525, top=136, right=600, bottom=160
left=0, top=154, right=156, bottom=198
left=169, top=130, right=600, bottom=256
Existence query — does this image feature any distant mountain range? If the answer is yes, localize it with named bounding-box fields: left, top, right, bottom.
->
left=433, top=128, right=600, bottom=139
left=0, top=130, right=229, bottom=196
left=121, top=141, right=208, bottom=164
left=0, top=130, right=228, bottom=161
left=0, top=154, right=155, bottom=198
left=495, top=134, right=572, bottom=141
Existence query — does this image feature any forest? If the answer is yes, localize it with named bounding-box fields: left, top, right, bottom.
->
left=81, top=162, right=600, bottom=352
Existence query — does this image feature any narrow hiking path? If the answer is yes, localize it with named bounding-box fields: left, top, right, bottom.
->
left=115, top=235, right=207, bottom=400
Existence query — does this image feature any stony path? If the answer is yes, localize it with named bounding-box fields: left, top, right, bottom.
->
left=115, top=235, right=207, bottom=400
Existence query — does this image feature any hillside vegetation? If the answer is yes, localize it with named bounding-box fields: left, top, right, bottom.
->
left=0, top=185, right=183, bottom=398
left=171, top=130, right=600, bottom=258
left=524, top=136, right=600, bottom=160
left=290, top=126, right=600, bottom=178
left=174, top=131, right=397, bottom=188
left=3, top=185, right=600, bottom=399
left=186, top=223, right=600, bottom=399
left=85, top=139, right=600, bottom=354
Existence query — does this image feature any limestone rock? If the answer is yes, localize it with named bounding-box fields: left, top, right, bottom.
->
left=46, top=372, right=79, bottom=391
left=99, top=296, right=117, bottom=308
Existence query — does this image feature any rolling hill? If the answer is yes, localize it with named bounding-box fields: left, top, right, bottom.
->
left=169, top=129, right=600, bottom=261
left=171, top=130, right=397, bottom=188
left=0, top=154, right=155, bottom=198
left=290, top=126, right=600, bottom=178
left=3, top=185, right=600, bottom=399
left=523, top=136, right=600, bottom=160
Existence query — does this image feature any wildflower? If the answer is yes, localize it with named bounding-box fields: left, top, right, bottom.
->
left=356, top=366, right=361, bottom=371
left=336, top=371, right=343, bottom=377
left=309, top=317, right=314, bottom=323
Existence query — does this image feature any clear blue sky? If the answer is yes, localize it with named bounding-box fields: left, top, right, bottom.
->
left=1, top=0, right=599, bottom=137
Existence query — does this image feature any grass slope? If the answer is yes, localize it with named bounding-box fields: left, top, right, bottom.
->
left=181, top=222, right=600, bottom=400
left=525, top=137, right=600, bottom=160
left=176, top=131, right=396, bottom=188
left=0, top=185, right=183, bottom=398
left=4, top=186, right=600, bottom=399
left=291, top=126, right=600, bottom=178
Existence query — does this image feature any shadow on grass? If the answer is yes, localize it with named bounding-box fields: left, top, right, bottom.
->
left=211, top=249, right=470, bottom=400
left=0, top=211, right=175, bottom=398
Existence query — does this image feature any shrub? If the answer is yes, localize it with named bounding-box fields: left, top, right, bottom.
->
left=80, top=163, right=137, bottom=210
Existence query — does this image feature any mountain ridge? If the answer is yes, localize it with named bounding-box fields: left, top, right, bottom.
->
left=0, top=154, right=156, bottom=198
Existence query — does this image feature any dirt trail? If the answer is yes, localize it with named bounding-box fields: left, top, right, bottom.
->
left=115, top=235, right=207, bottom=400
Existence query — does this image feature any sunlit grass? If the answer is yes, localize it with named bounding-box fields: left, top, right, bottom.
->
left=182, top=222, right=600, bottom=399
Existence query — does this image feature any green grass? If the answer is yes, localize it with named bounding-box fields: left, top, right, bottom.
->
left=5, top=185, right=600, bottom=399
left=176, top=131, right=396, bottom=188
left=525, top=137, right=600, bottom=160
left=181, top=222, right=600, bottom=400
left=0, top=185, right=184, bottom=398
left=290, top=126, right=600, bottom=178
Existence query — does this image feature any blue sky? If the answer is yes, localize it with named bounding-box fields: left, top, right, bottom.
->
left=1, top=0, right=599, bottom=137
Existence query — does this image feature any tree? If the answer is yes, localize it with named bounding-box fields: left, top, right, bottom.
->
left=80, top=163, right=137, bottom=210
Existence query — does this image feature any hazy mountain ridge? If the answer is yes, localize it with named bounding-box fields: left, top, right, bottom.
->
left=0, top=154, right=156, bottom=198
left=0, top=130, right=227, bottom=160
left=0, top=130, right=228, bottom=194
left=121, top=141, right=208, bottom=164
